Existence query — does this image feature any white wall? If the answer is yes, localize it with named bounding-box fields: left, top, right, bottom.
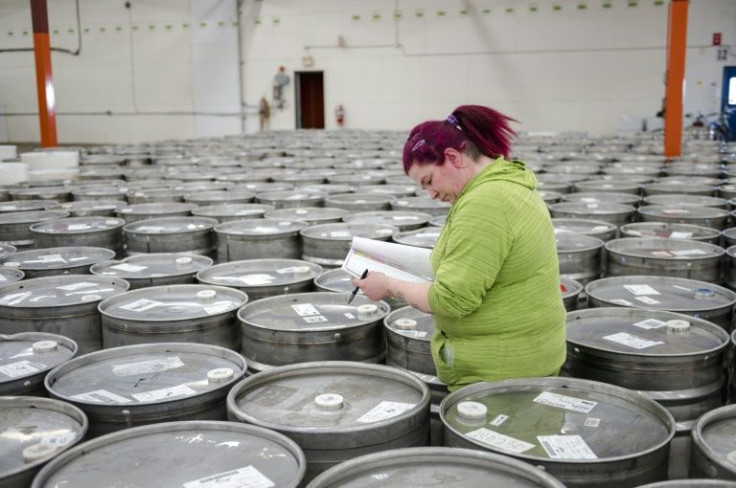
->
left=0, top=0, right=733, bottom=143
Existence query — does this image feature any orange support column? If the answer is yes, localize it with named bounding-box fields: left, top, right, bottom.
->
left=664, top=0, right=689, bottom=158
left=30, top=0, right=57, bottom=147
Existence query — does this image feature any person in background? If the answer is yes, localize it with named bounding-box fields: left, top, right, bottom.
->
left=352, top=105, right=566, bottom=391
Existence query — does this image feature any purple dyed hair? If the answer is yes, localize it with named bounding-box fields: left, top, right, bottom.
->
left=402, top=105, right=518, bottom=174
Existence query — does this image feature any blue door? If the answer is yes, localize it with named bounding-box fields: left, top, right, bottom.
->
left=722, top=66, right=736, bottom=141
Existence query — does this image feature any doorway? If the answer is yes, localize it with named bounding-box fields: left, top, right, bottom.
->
left=295, top=71, right=325, bottom=129
left=721, top=66, right=736, bottom=141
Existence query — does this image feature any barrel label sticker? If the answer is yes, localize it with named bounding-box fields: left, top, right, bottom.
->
left=466, top=428, right=535, bottom=454
left=0, top=291, right=32, bottom=306
left=356, top=400, right=416, bottom=423
left=538, top=435, right=597, bottom=459
left=490, top=414, right=509, bottom=426
left=633, top=318, right=667, bottom=330
left=119, top=298, right=164, bottom=312
left=669, top=231, right=692, bottom=239
left=183, top=465, right=274, bottom=488
left=112, top=356, right=184, bottom=377
left=532, top=392, right=597, bottom=413
left=0, top=360, right=45, bottom=378
left=110, top=263, right=148, bottom=273
left=603, top=332, right=664, bottom=350
left=204, top=303, right=234, bottom=315
left=57, top=282, right=99, bottom=291
left=38, top=254, right=66, bottom=263
left=610, top=298, right=634, bottom=306
left=634, top=296, right=660, bottom=305
left=344, top=312, right=356, bottom=319
left=67, top=224, right=91, bottom=231
left=239, top=274, right=274, bottom=286
left=291, top=303, right=320, bottom=316
left=303, top=315, right=328, bottom=324
left=131, top=384, right=197, bottom=402
left=584, top=418, right=601, bottom=428
left=72, top=389, right=132, bottom=404
left=0, top=275, right=5, bottom=281
left=670, top=249, right=708, bottom=257
left=41, top=431, right=77, bottom=447
left=623, top=284, right=660, bottom=296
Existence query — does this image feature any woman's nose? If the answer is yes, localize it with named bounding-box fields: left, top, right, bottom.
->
left=428, top=189, right=439, bottom=199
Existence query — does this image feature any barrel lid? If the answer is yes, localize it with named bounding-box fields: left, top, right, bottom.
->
left=0, top=247, right=116, bottom=271
left=605, top=237, right=724, bottom=260
left=643, top=194, right=728, bottom=208
left=238, top=292, right=389, bottom=331
left=393, top=227, right=442, bottom=248
left=620, top=222, right=720, bottom=240
left=549, top=201, right=636, bottom=216
left=266, top=207, right=349, bottom=223
left=0, top=275, right=127, bottom=308
left=536, top=181, right=570, bottom=193
left=100, top=284, right=247, bottom=322
left=91, top=253, right=213, bottom=278
left=256, top=189, right=328, bottom=202
left=384, top=306, right=434, bottom=340
left=390, top=197, right=448, bottom=214
left=440, top=376, right=674, bottom=462
left=603, top=163, right=662, bottom=175
left=198, top=259, right=321, bottom=289
left=215, top=218, right=307, bottom=236
left=31, top=216, right=125, bottom=234
left=190, top=203, right=274, bottom=219
left=692, top=405, right=736, bottom=478
left=227, top=361, right=428, bottom=431
left=555, top=230, right=605, bottom=253
left=0, top=396, right=87, bottom=479
left=566, top=307, right=729, bottom=356
left=0, top=267, right=24, bottom=284
left=574, top=179, right=641, bottom=192
left=58, top=200, right=127, bottom=213
left=551, top=218, right=617, bottom=238
left=0, top=332, right=77, bottom=384
left=638, top=205, right=729, bottom=219
left=296, top=183, right=355, bottom=195
left=243, top=182, right=294, bottom=192
left=0, top=210, right=69, bottom=225
left=585, top=276, right=736, bottom=312
left=0, top=244, right=16, bottom=259
left=117, top=202, right=198, bottom=216
left=314, top=268, right=356, bottom=293
left=46, top=343, right=246, bottom=406
left=9, top=186, right=71, bottom=199
left=343, top=211, right=432, bottom=229
left=355, top=184, right=418, bottom=197
left=300, top=223, right=396, bottom=240
left=123, top=216, right=216, bottom=234
left=125, top=188, right=184, bottom=199
left=560, top=276, right=583, bottom=298
left=645, top=181, right=718, bottom=193
left=561, top=192, right=641, bottom=206
left=32, top=421, right=305, bottom=488
left=183, top=189, right=255, bottom=203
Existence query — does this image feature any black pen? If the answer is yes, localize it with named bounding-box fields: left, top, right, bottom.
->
left=347, top=269, right=369, bottom=304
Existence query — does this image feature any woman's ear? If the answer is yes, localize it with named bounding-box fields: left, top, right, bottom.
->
left=444, top=147, right=466, bottom=168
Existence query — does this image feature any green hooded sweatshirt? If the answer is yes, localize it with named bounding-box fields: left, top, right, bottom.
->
left=428, top=157, right=566, bottom=391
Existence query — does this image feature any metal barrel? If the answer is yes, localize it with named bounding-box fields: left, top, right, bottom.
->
left=0, top=210, right=70, bottom=248
left=643, top=194, right=729, bottom=209
left=690, top=405, right=736, bottom=480
left=0, top=332, right=78, bottom=396
left=255, top=190, right=328, bottom=209
left=561, top=191, right=641, bottom=207
left=574, top=178, right=641, bottom=195
left=0, top=200, right=58, bottom=213
left=227, top=361, right=431, bottom=482
left=638, top=205, right=730, bottom=230
left=357, top=183, right=419, bottom=198
left=300, top=223, right=396, bottom=268
left=296, top=183, right=355, bottom=195
left=10, top=186, right=73, bottom=202
left=196, top=258, right=321, bottom=300
left=548, top=201, right=636, bottom=226
left=620, top=222, right=721, bottom=244
left=393, top=227, right=441, bottom=249
left=31, top=421, right=305, bottom=488
left=215, top=219, right=307, bottom=262
left=266, top=206, right=349, bottom=224
left=440, top=377, right=675, bottom=488
left=342, top=210, right=432, bottom=231
left=125, top=188, right=185, bottom=204
left=44, top=343, right=247, bottom=437
left=429, top=215, right=446, bottom=227
left=314, top=267, right=404, bottom=309
left=90, top=254, right=213, bottom=289
left=390, top=196, right=451, bottom=216
left=0, top=267, right=24, bottom=285
left=57, top=200, right=127, bottom=217
left=237, top=292, right=389, bottom=372
left=116, top=202, right=198, bottom=223
left=183, top=189, right=255, bottom=206
left=604, top=237, right=724, bottom=282
left=0, top=247, right=117, bottom=278
left=325, top=193, right=394, bottom=212
left=0, top=396, right=88, bottom=488
left=552, top=217, right=618, bottom=241
left=643, top=182, right=717, bottom=197
left=30, top=217, right=126, bottom=258
left=561, top=276, right=583, bottom=311
left=191, top=203, right=275, bottom=223
left=585, top=275, right=736, bottom=330
left=123, top=216, right=217, bottom=258
left=556, top=230, right=604, bottom=284
left=99, top=284, right=247, bottom=350
left=636, top=481, right=736, bottom=487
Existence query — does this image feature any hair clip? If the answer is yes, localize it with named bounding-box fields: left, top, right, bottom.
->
left=411, top=139, right=426, bottom=152
left=446, top=114, right=462, bottom=130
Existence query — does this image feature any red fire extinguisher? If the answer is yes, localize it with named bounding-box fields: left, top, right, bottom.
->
left=335, top=104, right=345, bottom=126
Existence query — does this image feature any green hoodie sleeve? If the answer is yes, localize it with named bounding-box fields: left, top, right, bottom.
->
left=428, top=183, right=512, bottom=318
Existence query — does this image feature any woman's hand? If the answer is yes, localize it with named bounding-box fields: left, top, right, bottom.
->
left=351, top=272, right=391, bottom=302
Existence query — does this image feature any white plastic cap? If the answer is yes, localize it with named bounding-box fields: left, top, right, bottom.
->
left=291, top=266, right=310, bottom=276
left=33, top=340, right=58, bottom=354
left=666, top=319, right=691, bottom=335
left=4, top=262, right=21, bottom=268
left=296, top=209, right=308, bottom=215
left=315, top=393, right=344, bottom=411
left=186, top=224, right=197, bottom=230
left=23, top=443, right=60, bottom=463
left=105, top=220, right=120, bottom=226
left=176, top=256, right=193, bottom=267
left=120, top=208, right=132, bottom=213
left=727, top=450, right=736, bottom=466
left=591, top=225, right=610, bottom=233
left=81, top=294, right=102, bottom=303
left=585, top=203, right=599, bottom=209
left=357, top=304, right=379, bottom=320
left=457, top=401, right=488, bottom=421
left=207, top=367, right=235, bottom=384
left=197, top=289, right=216, bottom=303
left=395, top=318, right=417, bottom=330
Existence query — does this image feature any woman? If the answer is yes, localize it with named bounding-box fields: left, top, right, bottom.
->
left=353, top=105, right=566, bottom=391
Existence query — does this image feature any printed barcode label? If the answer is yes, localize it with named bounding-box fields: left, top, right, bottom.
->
left=538, top=435, right=597, bottom=459
left=67, top=224, right=91, bottom=231
left=72, top=389, right=131, bottom=404
left=610, top=298, right=634, bottom=306
left=669, top=231, right=692, bottom=239
left=633, top=318, right=667, bottom=329
left=344, top=313, right=355, bottom=319
left=291, top=303, right=320, bottom=316
left=398, top=330, right=428, bottom=338
left=634, top=296, right=660, bottom=305
left=584, top=418, right=601, bottom=428
left=0, top=292, right=32, bottom=306
left=303, top=315, right=328, bottom=323
left=533, top=392, right=597, bottom=413
left=131, top=384, right=197, bottom=402
left=183, top=466, right=274, bottom=488
left=356, top=401, right=416, bottom=423
left=623, top=284, right=660, bottom=296
left=112, top=356, right=184, bottom=377
left=238, top=274, right=274, bottom=286
left=0, top=360, right=45, bottom=378
left=110, top=263, right=148, bottom=273
left=604, top=332, right=664, bottom=350
left=119, top=298, right=164, bottom=312
left=466, top=428, right=535, bottom=454
left=57, top=282, right=98, bottom=291
left=39, top=254, right=66, bottom=263
left=41, top=431, right=77, bottom=447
